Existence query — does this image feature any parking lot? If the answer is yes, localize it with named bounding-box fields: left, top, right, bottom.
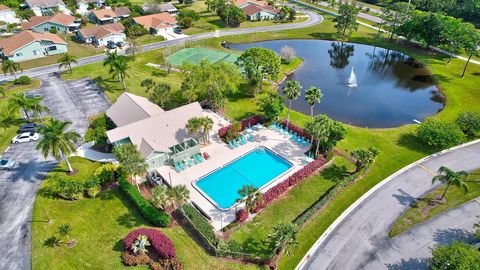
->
left=0, top=74, right=110, bottom=270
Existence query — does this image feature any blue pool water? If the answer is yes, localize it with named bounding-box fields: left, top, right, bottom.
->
left=195, top=148, right=293, bottom=209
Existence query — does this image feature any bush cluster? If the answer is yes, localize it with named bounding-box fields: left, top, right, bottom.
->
left=13, top=75, right=32, bottom=85
left=122, top=252, right=183, bottom=270
left=123, top=228, right=176, bottom=259
left=416, top=119, right=465, bottom=149
left=119, top=176, right=171, bottom=227
left=235, top=209, right=249, bottom=222
left=218, top=115, right=264, bottom=142
left=180, top=204, right=218, bottom=246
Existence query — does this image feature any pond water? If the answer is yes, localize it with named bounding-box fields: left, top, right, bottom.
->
left=227, top=40, right=444, bottom=128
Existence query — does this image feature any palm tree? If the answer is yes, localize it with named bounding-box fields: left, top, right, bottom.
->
left=200, top=116, right=214, bottom=143
left=8, top=92, right=33, bottom=120
left=140, top=78, right=156, bottom=93
left=168, top=185, right=190, bottom=209
left=236, top=185, right=263, bottom=213
left=103, top=51, right=120, bottom=79
left=113, top=143, right=147, bottom=191
left=36, top=119, right=81, bottom=173
left=186, top=117, right=203, bottom=143
left=18, top=9, right=35, bottom=21
left=432, top=166, right=469, bottom=200
left=282, top=80, right=302, bottom=127
left=29, top=96, right=50, bottom=122
left=113, top=57, right=129, bottom=91
left=58, top=224, right=73, bottom=244
left=351, top=147, right=379, bottom=173
left=150, top=185, right=171, bottom=210
left=2, top=59, right=22, bottom=79
left=43, top=236, right=61, bottom=248
left=57, top=53, right=78, bottom=73
left=0, top=106, right=15, bottom=130
left=267, top=223, right=298, bottom=256
left=304, top=86, right=323, bottom=117
left=131, top=235, right=150, bottom=254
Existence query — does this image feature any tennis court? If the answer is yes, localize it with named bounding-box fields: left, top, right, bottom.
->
left=167, top=48, right=239, bottom=66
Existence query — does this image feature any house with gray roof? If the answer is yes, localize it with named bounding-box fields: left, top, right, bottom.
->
left=106, top=92, right=203, bottom=170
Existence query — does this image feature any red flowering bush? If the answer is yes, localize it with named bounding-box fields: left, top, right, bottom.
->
left=219, top=115, right=265, bottom=142
left=123, top=228, right=176, bottom=259
left=280, top=120, right=311, bottom=141
left=235, top=209, right=249, bottom=222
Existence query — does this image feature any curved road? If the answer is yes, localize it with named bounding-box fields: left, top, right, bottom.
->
left=300, top=140, right=480, bottom=270
left=2, top=7, right=322, bottom=81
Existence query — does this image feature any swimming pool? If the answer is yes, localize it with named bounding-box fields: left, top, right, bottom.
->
left=194, top=148, right=293, bottom=210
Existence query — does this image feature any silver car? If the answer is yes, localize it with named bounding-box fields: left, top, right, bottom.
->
left=0, top=159, right=15, bottom=170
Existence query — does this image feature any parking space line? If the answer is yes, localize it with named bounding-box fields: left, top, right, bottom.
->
left=417, top=164, right=437, bottom=176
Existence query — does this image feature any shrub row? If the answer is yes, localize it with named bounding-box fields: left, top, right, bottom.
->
left=218, top=115, right=264, bottom=142
left=13, top=75, right=31, bottom=85
left=250, top=157, right=326, bottom=214
left=280, top=120, right=311, bottom=141
left=123, top=228, right=176, bottom=259
left=180, top=204, right=218, bottom=246
left=119, top=176, right=171, bottom=227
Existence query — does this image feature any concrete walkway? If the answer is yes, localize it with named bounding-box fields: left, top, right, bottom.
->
left=298, top=140, right=480, bottom=270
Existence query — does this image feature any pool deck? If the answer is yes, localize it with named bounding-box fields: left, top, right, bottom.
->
left=156, top=116, right=311, bottom=231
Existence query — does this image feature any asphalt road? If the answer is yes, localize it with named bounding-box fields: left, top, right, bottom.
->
left=302, top=140, right=480, bottom=270
left=1, top=7, right=322, bottom=81
left=0, top=74, right=110, bottom=270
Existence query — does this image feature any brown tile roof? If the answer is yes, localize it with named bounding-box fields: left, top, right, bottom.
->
left=78, top=23, right=124, bottom=39
left=0, top=30, right=66, bottom=56
left=0, top=4, right=11, bottom=11
left=242, top=4, right=279, bottom=16
left=133, top=12, right=177, bottom=30
left=114, top=6, right=131, bottom=17
left=21, top=13, right=76, bottom=29
left=91, top=8, right=116, bottom=21
left=25, top=0, right=65, bottom=8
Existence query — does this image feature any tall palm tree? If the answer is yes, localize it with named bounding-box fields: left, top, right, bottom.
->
left=8, top=92, right=33, bottom=120
left=113, top=143, right=147, bottom=191
left=186, top=117, right=203, bottom=143
left=200, top=116, right=214, bottom=143
left=267, top=223, right=298, bottom=256
left=112, top=57, right=129, bottom=91
left=432, top=166, right=469, bottom=200
left=236, top=185, right=263, bottom=213
left=2, top=59, right=22, bottom=79
left=168, top=185, right=190, bottom=209
left=29, top=96, right=50, bottom=122
left=150, top=185, right=171, bottom=210
left=282, top=80, right=302, bottom=127
left=57, top=53, right=78, bottom=73
left=36, top=119, right=81, bottom=173
left=103, top=51, right=120, bottom=80
left=0, top=106, right=15, bottom=130
left=304, top=86, right=323, bottom=117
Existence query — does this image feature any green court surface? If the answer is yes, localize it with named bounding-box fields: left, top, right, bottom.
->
left=167, top=47, right=239, bottom=66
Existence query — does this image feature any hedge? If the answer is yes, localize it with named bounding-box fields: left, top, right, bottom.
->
left=218, top=115, right=264, bottom=142
left=119, top=176, right=171, bottom=227
left=180, top=204, right=218, bottom=246
left=123, top=228, right=176, bottom=259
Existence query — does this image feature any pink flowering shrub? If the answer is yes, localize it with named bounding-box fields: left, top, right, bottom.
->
left=123, top=228, right=176, bottom=259
left=280, top=120, right=311, bottom=141
left=235, top=209, right=249, bottom=222
left=218, top=115, right=264, bottom=142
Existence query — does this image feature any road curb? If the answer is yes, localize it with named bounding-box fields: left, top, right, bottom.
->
left=295, top=138, right=480, bottom=270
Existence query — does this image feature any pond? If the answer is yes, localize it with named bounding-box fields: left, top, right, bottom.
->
left=227, top=40, right=444, bottom=128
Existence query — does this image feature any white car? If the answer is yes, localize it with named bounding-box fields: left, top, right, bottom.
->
left=0, top=159, right=15, bottom=170
left=12, top=132, right=39, bottom=144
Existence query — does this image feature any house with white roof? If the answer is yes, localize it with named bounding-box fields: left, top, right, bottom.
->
left=0, top=4, right=20, bottom=24
left=24, top=0, right=71, bottom=16
left=106, top=92, right=204, bottom=171
left=76, top=0, right=105, bottom=15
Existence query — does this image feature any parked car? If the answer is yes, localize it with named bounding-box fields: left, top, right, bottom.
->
left=173, top=27, right=182, bottom=34
left=12, top=132, right=39, bottom=144
left=0, top=159, right=15, bottom=170
left=18, top=123, right=39, bottom=133
left=106, top=41, right=117, bottom=49
left=116, top=41, right=126, bottom=48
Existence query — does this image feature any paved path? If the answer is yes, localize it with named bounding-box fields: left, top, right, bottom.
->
left=0, top=75, right=110, bottom=270
left=1, top=7, right=322, bottom=81
left=300, top=140, right=480, bottom=270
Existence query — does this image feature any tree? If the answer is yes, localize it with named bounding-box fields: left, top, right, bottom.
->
left=186, top=117, right=203, bottom=143
left=0, top=106, right=15, bottom=131
left=267, top=223, right=298, bottom=256
left=113, top=57, right=129, bottom=91
left=379, top=2, right=415, bottom=40
left=18, top=9, right=35, bottom=21
left=432, top=166, right=468, bottom=200
left=150, top=185, right=172, bottom=210
left=258, top=93, right=285, bottom=121
left=149, top=83, right=171, bottom=107
left=282, top=80, right=302, bottom=127
left=125, top=38, right=140, bottom=59
left=36, top=119, right=81, bottom=173
left=206, top=0, right=225, bottom=11
left=200, top=116, right=214, bottom=143
left=57, top=53, right=78, bottom=73
left=8, top=92, right=33, bottom=120
left=217, top=4, right=246, bottom=27
left=168, top=185, right=190, bottom=209
left=460, top=25, right=480, bottom=78
left=2, top=59, right=22, bottom=79
left=416, top=119, right=465, bottom=149
left=236, top=47, right=281, bottom=96
left=279, top=45, right=296, bottom=64
left=0, top=86, right=5, bottom=97
left=430, top=241, right=480, bottom=270
left=455, top=111, right=480, bottom=138
left=177, top=9, right=200, bottom=29
left=351, top=147, right=379, bottom=173
left=442, top=17, right=468, bottom=63
left=304, top=86, right=323, bottom=117
left=44, top=236, right=62, bottom=248
left=125, top=24, right=148, bottom=38
left=131, top=235, right=151, bottom=254
left=140, top=78, right=156, bottom=93
left=305, top=114, right=346, bottom=156
left=58, top=224, right=73, bottom=245
left=113, top=143, right=147, bottom=191
left=333, top=3, right=359, bottom=37
left=29, top=96, right=50, bottom=122
left=236, top=185, right=263, bottom=213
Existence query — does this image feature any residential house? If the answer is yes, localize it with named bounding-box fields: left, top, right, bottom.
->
left=106, top=92, right=204, bottom=170
left=24, top=0, right=71, bottom=16
left=0, top=4, right=20, bottom=24
left=88, top=6, right=130, bottom=24
left=233, top=0, right=279, bottom=21
left=143, top=3, right=178, bottom=16
left=0, top=30, right=67, bottom=61
left=21, top=13, right=80, bottom=33
left=75, top=23, right=125, bottom=46
left=133, top=12, right=177, bottom=36
left=76, top=0, right=105, bottom=15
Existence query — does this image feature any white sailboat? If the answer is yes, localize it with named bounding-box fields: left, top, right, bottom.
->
left=346, top=67, right=358, bottom=88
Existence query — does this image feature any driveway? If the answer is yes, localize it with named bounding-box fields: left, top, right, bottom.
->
left=301, top=140, right=480, bottom=270
left=0, top=74, right=110, bottom=270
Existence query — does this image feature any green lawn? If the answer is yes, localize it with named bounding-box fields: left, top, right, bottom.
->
left=32, top=158, right=262, bottom=270
left=135, top=35, right=166, bottom=46
left=388, top=170, right=480, bottom=238
left=0, top=79, right=42, bottom=152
